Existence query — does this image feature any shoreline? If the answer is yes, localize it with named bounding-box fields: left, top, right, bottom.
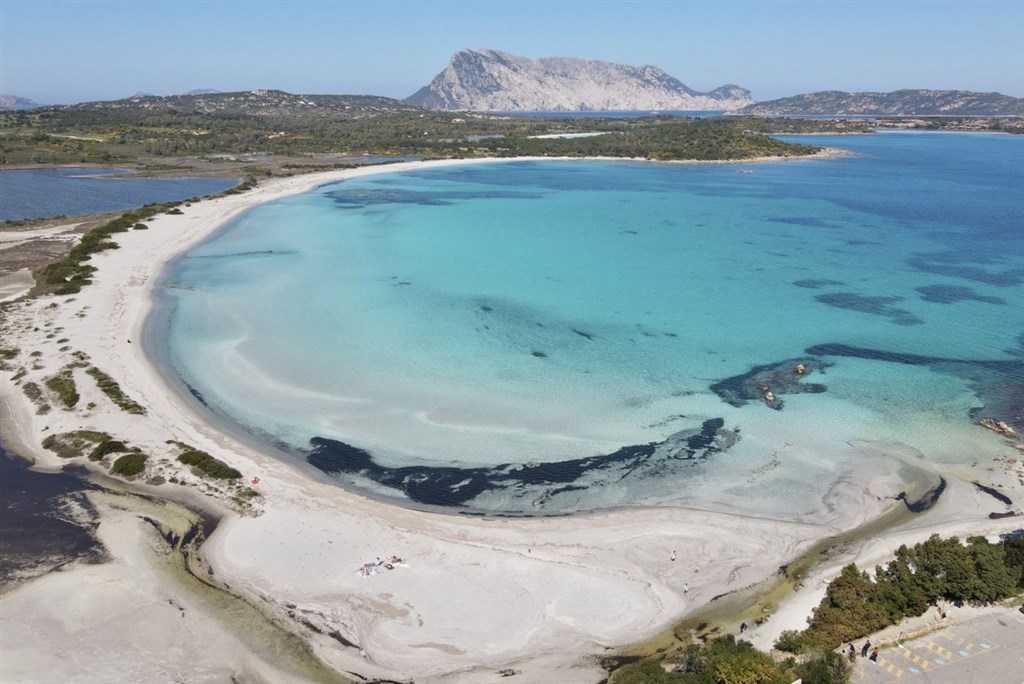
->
left=2, top=154, right=1021, bottom=682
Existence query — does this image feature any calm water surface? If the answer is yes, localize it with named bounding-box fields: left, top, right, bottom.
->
left=156, top=132, right=1024, bottom=513
left=1, top=167, right=238, bottom=221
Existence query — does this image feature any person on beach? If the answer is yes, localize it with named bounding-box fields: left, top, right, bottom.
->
left=861, top=641, right=871, bottom=657
left=670, top=550, right=677, bottom=562
left=870, top=647, right=879, bottom=663
left=847, top=644, right=856, bottom=662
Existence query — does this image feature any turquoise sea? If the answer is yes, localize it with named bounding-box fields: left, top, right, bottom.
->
left=155, top=132, right=1024, bottom=514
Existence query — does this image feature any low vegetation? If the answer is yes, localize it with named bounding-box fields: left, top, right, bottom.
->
left=111, top=452, right=148, bottom=477
left=88, top=438, right=130, bottom=461
left=43, top=365, right=79, bottom=408
left=41, top=429, right=110, bottom=459
left=177, top=448, right=242, bottom=480
left=611, top=635, right=849, bottom=684
left=33, top=205, right=178, bottom=295
left=86, top=366, right=146, bottom=415
left=1, top=98, right=847, bottom=168
left=0, top=346, right=18, bottom=370
left=776, top=533, right=1024, bottom=654
left=21, top=380, right=51, bottom=414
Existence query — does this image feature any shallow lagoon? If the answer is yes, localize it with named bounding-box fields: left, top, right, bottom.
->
left=158, top=133, right=1023, bottom=513
left=0, top=167, right=238, bottom=221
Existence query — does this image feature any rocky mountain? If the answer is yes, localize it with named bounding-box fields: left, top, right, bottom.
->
left=62, top=89, right=423, bottom=119
left=737, top=89, right=1024, bottom=116
left=0, top=95, right=42, bottom=110
left=406, top=49, right=754, bottom=112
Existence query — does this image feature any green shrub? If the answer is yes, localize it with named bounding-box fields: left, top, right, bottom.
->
left=42, top=430, right=110, bottom=458
left=774, top=630, right=805, bottom=653
left=86, top=366, right=146, bottom=414
left=34, top=205, right=172, bottom=296
left=776, top=534, right=1024, bottom=653
left=111, top=452, right=147, bottom=477
left=611, top=634, right=843, bottom=684
left=609, top=659, right=688, bottom=684
left=178, top=449, right=242, bottom=480
left=44, top=367, right=79, bottom=408
left=89, top=439, right=130, bottom=461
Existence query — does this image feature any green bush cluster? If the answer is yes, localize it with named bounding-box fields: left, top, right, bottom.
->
left=611, top=636, right=849, bottom=684
left=23, top=388, right=50, bottom=414
left=44, top=366, right=79, bottom=408
left=41, top=430, right=110, bottom=458
left=111, top=452, right=147, bottom=477
left=177, top=449, right=242, bottom=480
left=776, top=533, right=1024, bottom=653
left=86, top=366, right=147, bottom=414
left=89, top=439, right=130, bottom=461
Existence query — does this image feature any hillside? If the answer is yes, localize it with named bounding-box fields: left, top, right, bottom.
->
left=737, top=89, right=1024, bottom=116
left=1, top=93, right=826, bottom=168
left=406, top=49, right=754, bottom=112
left=63, top=89, right=423, bottom=120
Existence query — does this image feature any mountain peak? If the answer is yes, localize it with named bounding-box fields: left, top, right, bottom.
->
left=406, top=49, right=753, bottom=112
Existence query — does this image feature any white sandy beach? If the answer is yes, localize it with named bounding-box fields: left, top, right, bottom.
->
left=1, top=157, right=1021, bottom=683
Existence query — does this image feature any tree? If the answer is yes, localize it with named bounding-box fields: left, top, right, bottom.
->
left=872, top=546, right=929, bottom=619
left=966, top=536, right=1018, bottom=602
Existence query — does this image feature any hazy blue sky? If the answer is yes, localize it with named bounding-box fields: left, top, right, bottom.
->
left=2, top=0, right=1022, bottom=104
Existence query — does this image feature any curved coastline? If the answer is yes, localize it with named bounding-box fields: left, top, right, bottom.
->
left=2, top=152, right=1021, bottom=682
left=142, top=151, right=847, bottom=515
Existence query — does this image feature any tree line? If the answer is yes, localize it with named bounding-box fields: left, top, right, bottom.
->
left=776, top=532, right=1024, bottom=653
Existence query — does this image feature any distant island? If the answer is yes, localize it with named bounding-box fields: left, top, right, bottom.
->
left=738, top=89, right=1024, bottom=116
left=0, top=94, right=42, bottom=111
left=405, top=48, right=754, bottom=112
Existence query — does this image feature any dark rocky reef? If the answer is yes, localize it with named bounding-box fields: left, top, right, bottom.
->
left=710, top=359, right=828, bottom=411
left=806, top=342, right=1024, bottom=436
left=814, top=292, right=922, bottom=326
left=916, top=284, right=1006, bottom=305
left=793, top=278, right=846, bottom=289
left=307, top=418, right=735, bottom=510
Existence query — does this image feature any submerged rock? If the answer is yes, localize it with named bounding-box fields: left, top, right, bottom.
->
left=710, top=358, right=829, bottom=411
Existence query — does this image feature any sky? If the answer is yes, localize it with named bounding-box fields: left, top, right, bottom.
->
left=1, top=0, right=1022, bottom=105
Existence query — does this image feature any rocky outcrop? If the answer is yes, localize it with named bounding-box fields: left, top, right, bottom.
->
left=979, top=417, right=1019, bottom=439
left=406, top=49, right=754, bottom=112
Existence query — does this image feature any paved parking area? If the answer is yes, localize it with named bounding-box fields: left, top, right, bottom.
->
left=851, top=607, right=1024, bottom=684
